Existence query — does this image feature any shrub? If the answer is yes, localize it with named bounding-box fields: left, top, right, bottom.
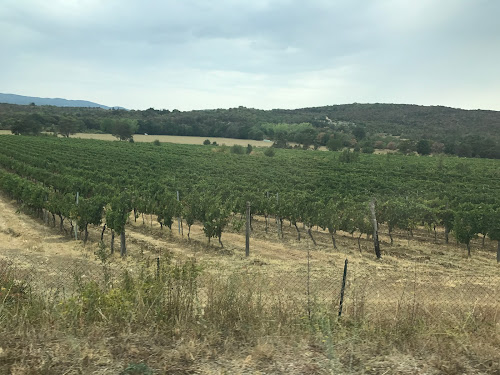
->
left=230, top=144, right=245, bottom=154
left=264, top=148, right=275, bottom=157
left=203, top=139, right=211, bottom=145
left=153, top=139, right=161, bottom=146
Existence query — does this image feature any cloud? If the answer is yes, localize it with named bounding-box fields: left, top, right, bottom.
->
left=1, top=0, right=499, bottom=110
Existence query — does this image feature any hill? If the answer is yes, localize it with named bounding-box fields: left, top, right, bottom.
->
left=0, top=101, right=499, bottom=158
left=0, top=93, right=123, bottom=109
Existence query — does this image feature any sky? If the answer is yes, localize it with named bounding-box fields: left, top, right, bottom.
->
left=1, top=0, right=499, bottom=111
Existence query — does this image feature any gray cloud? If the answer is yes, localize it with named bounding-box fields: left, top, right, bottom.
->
left=1, top=0, right=499, bottom=110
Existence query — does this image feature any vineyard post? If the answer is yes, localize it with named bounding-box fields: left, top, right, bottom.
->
left=266, top=191, right=270, bottom=232
left=74, top=192, right=79, bottom=240
left=177, top=190, right=181, bottom=234
left=369, top=199, right=381, bottom=259
left=246, top=201, right=251, bottom=257
left=307, top=245, right=311, bottom=320
left=338, top=259, right=348, bottom=317
left=276, top=192, right=281, bottom=238
left=43, top=195, right=48, bottom=224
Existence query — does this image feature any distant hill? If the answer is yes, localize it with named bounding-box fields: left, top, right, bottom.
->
left=0, top=93, right=124, bottom=109
left=1, top=100, right=500, bottom=158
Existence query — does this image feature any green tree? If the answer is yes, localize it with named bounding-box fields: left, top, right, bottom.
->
left=488, top=209, right=500, bottom=262
left=109, top=119, right=138, bottom=141
left=416, top=139, right=431, bottom=155
left=10, top=114, right=44, bottom=135
left=453, top=204, right=481, bottom=257
left=56, top=116, right=80, bottom=137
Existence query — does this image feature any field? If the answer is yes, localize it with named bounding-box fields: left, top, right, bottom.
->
left=1, top=135, right=500, bottom=374
left=0, top=130, right=275, bottom=147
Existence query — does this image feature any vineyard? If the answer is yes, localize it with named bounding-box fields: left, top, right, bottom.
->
left=0, top=135, right=499, bottom=259
left=1, top=134, right=500, bottom=373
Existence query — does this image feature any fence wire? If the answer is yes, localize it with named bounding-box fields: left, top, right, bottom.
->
left=1, top=251, right=499, bottom=320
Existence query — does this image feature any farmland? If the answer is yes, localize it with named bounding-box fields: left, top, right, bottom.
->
left=1, top=135, right=500, bottom=374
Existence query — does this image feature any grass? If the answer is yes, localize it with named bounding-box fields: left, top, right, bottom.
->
left=1, top=194, right=500, bottom=373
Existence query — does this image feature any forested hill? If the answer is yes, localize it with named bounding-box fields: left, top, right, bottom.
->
left=1, top=102, right=499, bottom=159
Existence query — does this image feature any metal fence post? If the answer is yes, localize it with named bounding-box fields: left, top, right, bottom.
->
left=338, top=259, right=348, bottom=317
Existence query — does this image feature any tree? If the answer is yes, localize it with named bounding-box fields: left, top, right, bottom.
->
left=352, top=126, right=366, bottom=140
left=106, top=195, right=131, bottom=256
left=416, top=139, right=431, bottom=155
left=488, top=209, right=500, bottom=262
left=453, top=204, right=481, bottom=257
left=326, top=135, right=344, bottom=151
left=199, top=194, right=230, bottom=247
left=398, top=140, right=416, bottom=155
left=10, top=114, right=44, bottom=135
left=56, top=116, right=80, bottom=137
left=109, top=119, right=137, bottom=141
left=74, top=195, right=105, bottom=243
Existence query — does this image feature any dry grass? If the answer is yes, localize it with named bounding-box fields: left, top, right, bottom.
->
left=73, top=133, right=275, bottom=147
left=1, top=194, right=500, bottom=374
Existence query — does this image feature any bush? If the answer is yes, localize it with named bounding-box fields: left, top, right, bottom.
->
left=362, top=146, right=375, bottom=154
left=264, top=148, right=275, bottom=157
left=230, top=145, right=245, bottom=154
left=153, top=139, right=161, bottom=146
left=339, top=149, right=359, bottom=163
left=203, top=139, right=211, bottom=145
left=246, top=144, right=253, bottom=154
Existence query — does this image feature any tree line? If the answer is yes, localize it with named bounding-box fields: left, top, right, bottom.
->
left=1, top=102, right=500, bottom=159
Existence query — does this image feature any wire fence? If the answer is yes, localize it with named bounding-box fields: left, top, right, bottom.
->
left=1, top=250, right=499, bottom=322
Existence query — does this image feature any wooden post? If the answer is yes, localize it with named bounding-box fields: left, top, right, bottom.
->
left=266, top=191, right=270, bottom=232
left=177, top=190, right=181, bottom=234
left=369, top=199, right=381, bottom=259
left=246, top=201, right=251, bottom=257
left=338, top=259, right=348, bottom=317
left=43, top=195, right=48, bottom=224
left=276, top=193, right=281, bottom=238
left=120, top=229, right=126, bottom=257
left=74, top=192, right=79, bottom=240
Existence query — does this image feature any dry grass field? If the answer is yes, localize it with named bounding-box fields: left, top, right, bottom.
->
left=1, top=190, right=500, bottom=374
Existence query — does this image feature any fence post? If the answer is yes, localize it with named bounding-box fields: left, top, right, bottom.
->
left=276, top=192, right=281, bottom=238
left=156, top=257, right=160, bottom=279
left=246, top=201, right=251, bottom=257
left=74, top=192, right=79, bottom=240
left=177, top=191, right=181, bottom=234
left=307, top=246, right=311, bottom=320
left=369, top=199, right=381, bottom=259
left=338, top=259, right=348, bottom=317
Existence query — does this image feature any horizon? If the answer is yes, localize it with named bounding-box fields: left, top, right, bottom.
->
left=3, top=92, right=500, bottom=113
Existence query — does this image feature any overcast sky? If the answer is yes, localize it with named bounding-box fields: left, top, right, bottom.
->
left=1, top=0, right=499, bottom=111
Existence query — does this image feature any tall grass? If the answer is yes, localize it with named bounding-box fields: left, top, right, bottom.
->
left=1, top=259, right=499, bottom=373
